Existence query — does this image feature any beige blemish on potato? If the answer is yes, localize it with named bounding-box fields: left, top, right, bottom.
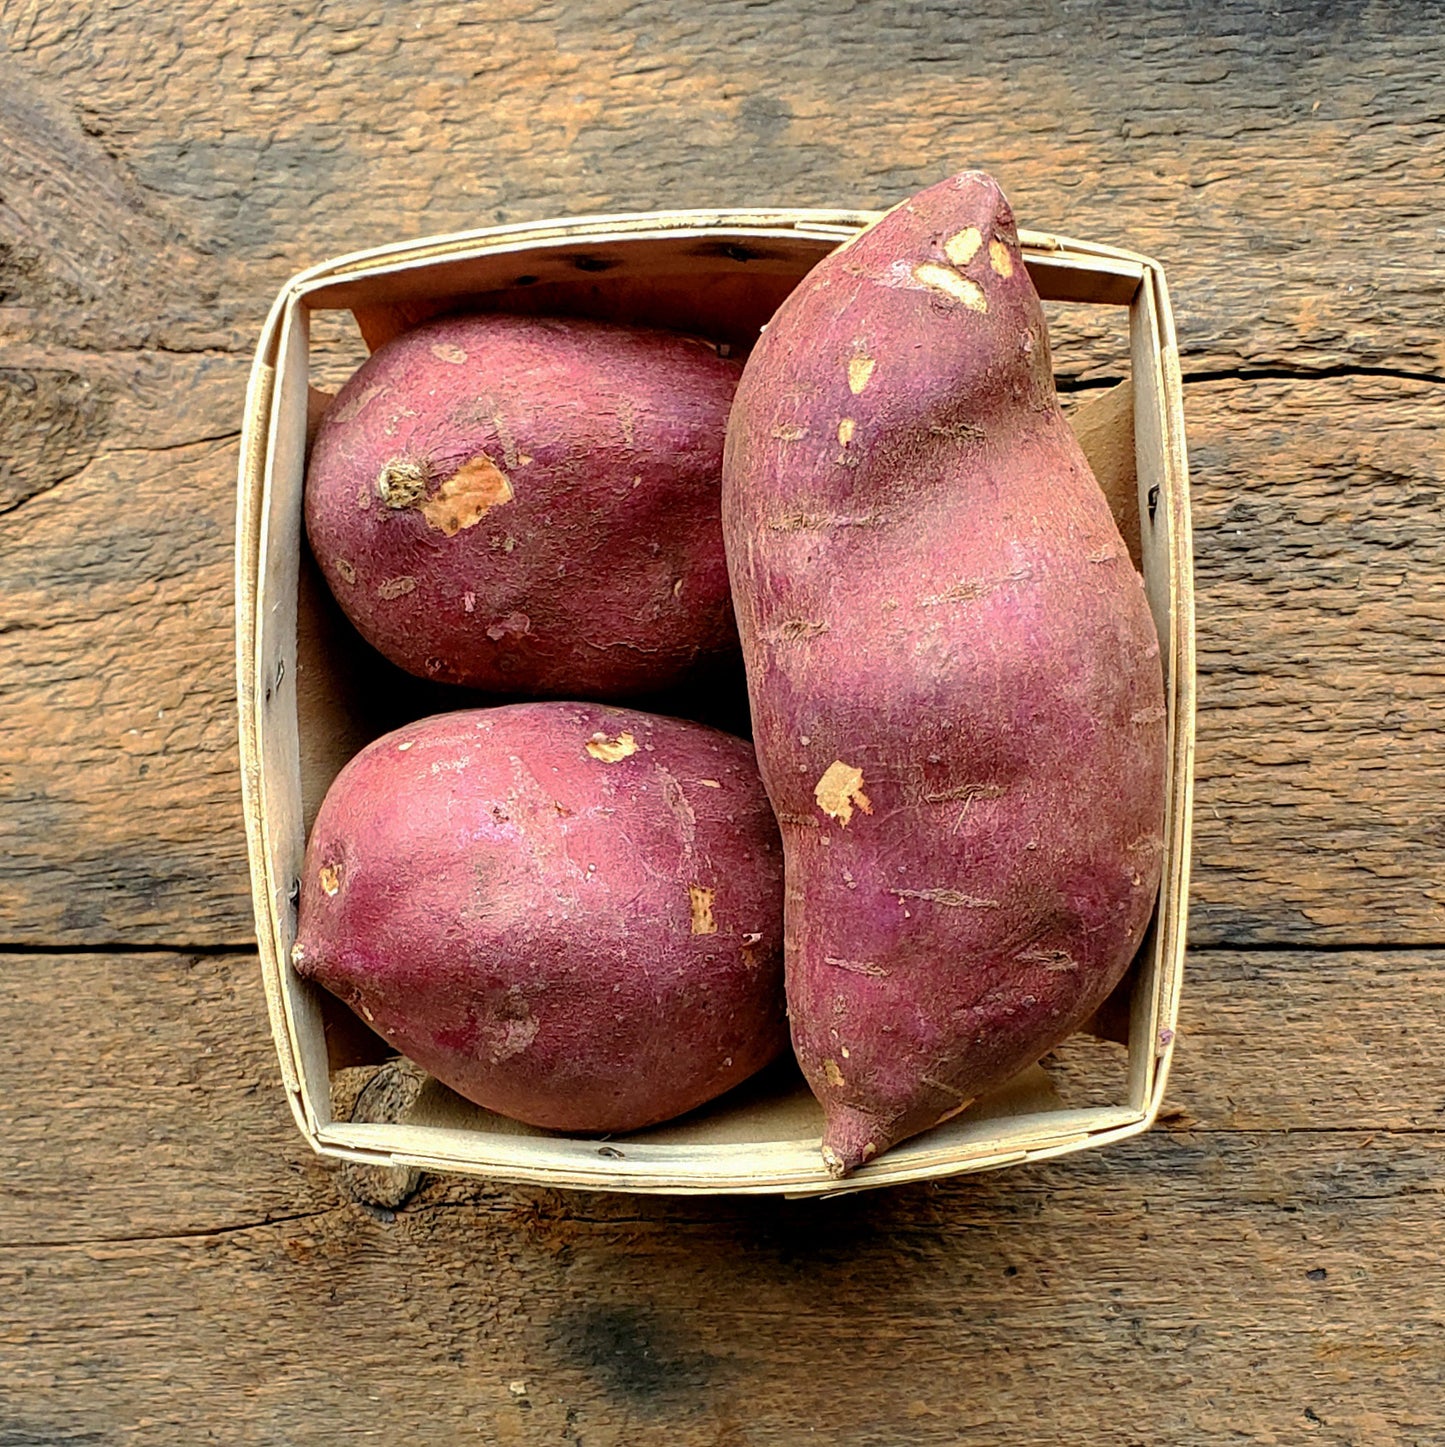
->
left=913, top=262, right=988, bottom=312
left=429, top=342, right=468, bottom=365
left=774, top=617, right=830, bottom=642
left=585, top=731, right=638, bottom=762
left=767, top=511, right=882, bottom=532
left=815, top=761, right=873, bottom=826
left=823, top=1058, right=846, bottom=1088
left=837, top=418, right=856, bottom=446
left=377, top=459, right=429, bottom=509
left=319, top=863, right=341, bottom=897
left=333, top=383, right=387, bottom=425
left=419, top=453, right=514, bottom=536
left=847, top=355, right=876, bottom=394
left=1020, top=947, right=1078, bottom=972
left=699, top=779, right=721, bottom=788
left=988, top=239, right=1015, bottom=278
left=943, top=226, right=983, bottom=266
left=688, top=884, right=718, bottom=935
left=489, top=1004, right=540, bottom=1064
left=921, top=781, right=1004, bottom=805
left=823, top=955, right=890, bottom=978
left=289, top=941, right=305, bottom=967
left=1131, top=706, right=1168, bottom=726
left=919, top=580, right=988, bottom=607
left=771, top=422, right=809, bottom=442
left=485, top=611, right=530, bottom=641
left=335, top=559, right=356, bottom=585
left=893, top=887, right=998, bottom=908
left=377, top=575, right=417, bottom=600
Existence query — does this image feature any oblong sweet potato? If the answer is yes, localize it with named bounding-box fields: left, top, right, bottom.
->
left=290, top=703, right=787, bottom=1133
left=305, top=313, right=742, bottom=698
left=721, top=171, right=1168, bottom=1176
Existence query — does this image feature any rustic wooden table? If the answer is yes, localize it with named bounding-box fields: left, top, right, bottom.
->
left=3, top=3, right=1442, bottom=1442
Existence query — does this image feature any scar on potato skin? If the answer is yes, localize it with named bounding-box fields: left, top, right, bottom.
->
left=848, top=355, right=876, bottom=394
left=921, top=781, right=1004, bottom=805
left=420, top=453, right=514, bottom=536
left=822, top=1058, right=846, bottom=1087
left=773, top=618, right=830, bottom=642
left=585, top=731, right=638, bottom=762
left=688, top=884, right=718, bottom=935
left=892, top=887, right=998, bottom=908
left=823, top=956, right=890, bottom=978
left=988, top=239, right=1015, bottom=277
left=767, top=511, right=882, bottom=532
left=913, top=262, right=988, bottom=312
left=815, top=761, right=872, bottom=826
left=319, top=863, right=341, bottom=897
left=943, top=226, right=983, bottom=266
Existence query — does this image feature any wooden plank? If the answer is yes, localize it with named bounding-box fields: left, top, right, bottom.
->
left=1187, top=375, right=1445, bottom=945
left=1, top=371, right=1439, bottom=947
left=2, top=1136, right=1440, bottom=1443
left=1, top=5, right=1442, bottom=377
left=4, top=372, right=1439, bottom=947
left=0, top=952, right=327, bottom=1246
left=0, top=434, right=253, bottom=943
left=2, top=946, right=1439, bottom=1242
left=2, top=944, right=1443, bottom=1442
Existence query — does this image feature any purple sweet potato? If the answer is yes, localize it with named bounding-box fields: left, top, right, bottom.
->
left=305, top=313, right=742, bottom=698
left=290, top=703, right=786, bottom=1133
left=721, top=171, right=1168, bottom=1176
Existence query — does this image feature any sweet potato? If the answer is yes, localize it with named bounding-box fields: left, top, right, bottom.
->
left=305, top=313, right=742, bottom=698
left=290, top=703, right=786, bottom=1133
left=721, top=171, right=1168, bottom=1176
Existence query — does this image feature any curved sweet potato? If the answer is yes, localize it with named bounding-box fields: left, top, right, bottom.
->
left=305, top=313, right=742, bottom=698
left=290, top=703, right=786, bottom=1134
left=721, top=171, right=1168, bottom=1175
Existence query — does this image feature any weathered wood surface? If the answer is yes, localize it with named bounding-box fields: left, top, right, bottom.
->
left=4, top=374, right=1440, bottom=947
left=2, top=0, right=1443, bottom=1442
left=1, top=1, right=1442, bottom=377
left=2, top=946, right=1443, bottom=1444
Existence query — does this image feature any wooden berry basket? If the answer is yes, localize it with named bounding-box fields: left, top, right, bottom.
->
left=236, top=208, right=1195, bottom=1198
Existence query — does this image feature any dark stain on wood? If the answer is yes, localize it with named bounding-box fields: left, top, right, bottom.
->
left=548, top=1305, right=720, bottom=1413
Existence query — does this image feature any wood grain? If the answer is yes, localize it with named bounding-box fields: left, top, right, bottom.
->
left=1187, top=375, right=1445, bottom=946
left=6, top=1132, right=1441, bottom=1446
left=1, top=2, right=1442, bottom=1439
left=1, top=2, right=1442, bottom=377
left=2, top=946, right=1442, bottom=1445
left=4, top=373, right=1439, bottom=947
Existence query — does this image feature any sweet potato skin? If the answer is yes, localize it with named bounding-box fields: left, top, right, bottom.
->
left=290, top=703, right=786, bottom=1133
left=305, top=313, right=742, bottom=698
left=721, top=171, right=1168, bottom=1175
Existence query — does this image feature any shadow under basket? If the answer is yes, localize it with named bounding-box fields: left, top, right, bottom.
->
left=236, top=208, right=1196, bottom=1198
